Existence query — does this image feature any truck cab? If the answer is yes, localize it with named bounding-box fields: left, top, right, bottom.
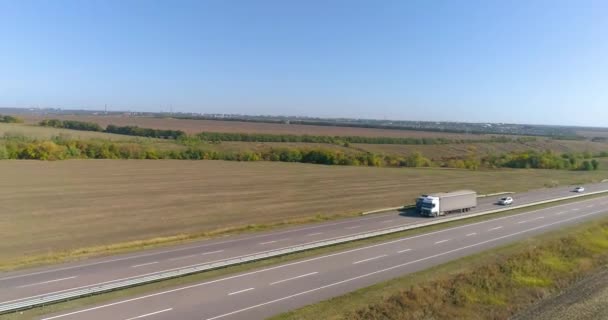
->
left=420, top=196, right=440, bottom=217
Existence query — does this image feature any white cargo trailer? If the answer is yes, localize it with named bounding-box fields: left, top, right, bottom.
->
left=418, top=190, right=477, bottom=217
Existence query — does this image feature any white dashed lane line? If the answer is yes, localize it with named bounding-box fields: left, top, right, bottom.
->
left=353, top=255, right=388, bottom=265
left=228, top=288, right=255, bottom=296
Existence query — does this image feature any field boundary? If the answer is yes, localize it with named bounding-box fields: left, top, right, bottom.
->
left=1, top=189, right=607, bottom=314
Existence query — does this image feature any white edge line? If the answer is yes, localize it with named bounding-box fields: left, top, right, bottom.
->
left=397, top=248, right=412, bottom=253
left=6, top=188, right=606, bottom=282
left=16, top=276, right=77, bottom=289
left=203, top=209, right=606, bottom=320
left=0, top=211, right=399, bottom=282
left=11, top=196, right=605, bottom=306
left=40, top=208, right=606, bottom=320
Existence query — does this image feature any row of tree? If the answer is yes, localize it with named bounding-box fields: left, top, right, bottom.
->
left=0, top=115, right=24, bottom=123
left=105, top=125, right=186, bottom=139
left=39, top=119, right=186, bottom=139
left=37, top=119, right=544, bottom=145
left=39, top=119, right=103, bottom=131
left=0, top=136, right=601, bottom=171
left=194, top=132, right=535, bottom=145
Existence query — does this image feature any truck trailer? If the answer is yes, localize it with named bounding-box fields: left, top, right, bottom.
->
left=417, top=190, right=477, bottom=217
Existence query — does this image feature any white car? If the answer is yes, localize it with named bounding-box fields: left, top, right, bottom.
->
left=574, top=186, right=585, bottom=193
left=498, top=197, right=514, bottom=205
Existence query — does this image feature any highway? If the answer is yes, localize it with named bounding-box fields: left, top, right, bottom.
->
left=37, top=193, right=608, bottom=319
left=0, top=183, right=606, bottom=312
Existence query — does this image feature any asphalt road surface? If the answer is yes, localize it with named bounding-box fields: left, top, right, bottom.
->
left=36, top=193, right=608, bottom=320
left=0, top=183, right=606, bottom=311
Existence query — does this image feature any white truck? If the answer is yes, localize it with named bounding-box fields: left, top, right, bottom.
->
left=417, top=190, right=477, bottom=217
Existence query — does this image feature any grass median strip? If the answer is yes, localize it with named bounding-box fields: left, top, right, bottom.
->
left=270, top=216, right=608, bottom=320
left=5, top=193, right=608, bottom=320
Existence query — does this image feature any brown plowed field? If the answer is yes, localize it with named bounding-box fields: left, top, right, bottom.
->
left=21, top=114, right=511, bottom=139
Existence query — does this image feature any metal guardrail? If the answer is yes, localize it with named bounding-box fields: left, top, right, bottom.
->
left=2, top=189, right=608, bottom=314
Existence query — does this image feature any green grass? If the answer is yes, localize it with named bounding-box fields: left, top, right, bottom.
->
left=270, top=216, right=608, bottom=320
left=4, top=195, right=608, bottom=320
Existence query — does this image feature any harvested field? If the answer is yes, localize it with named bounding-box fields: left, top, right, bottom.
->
left=20, top=114, right=516, bottom=139
left=1, top=160, right=606, bottom=266
left=0, top=123, right=136, bottom=141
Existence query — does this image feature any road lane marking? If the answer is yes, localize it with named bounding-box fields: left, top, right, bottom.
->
left=307, top=232, right=323, bottom=237
left=353, top=255, right=388, bottom=265
left=203, top=209, right=608, bottom=320
left=124, top=308, right=173, bottom=320
left=17, top=276, right=77, bottom=289
left=555, top=211, right=567, bottom=216
left=130, top=262, right=159, bottom=268
left=381, top=219, right=395, bottom=223
left=587, top=205, right=594, bottom=208
left=168, top=254, right=198, bottom=261
left=0, top=211, right=401, bottom=282
left=466, top=233, right=477, bottom=237
left=9, top=194, right=605, bottom=284
left=168, top=250, right=224, bottom=261
left=345, top=225, right=361, bottom=229
left=270, top=272, right=318, bottom=286
left=517, top=216, right=544, bottom=224
left=488, top=226, right=503, bottom=231
left=572, top=208, right=580, bottom=211
left=0, top=201, right=573, bottom=305
left=40, top=209, right=608, bottom=320
left=260, top=238, right=290, bottom=245
left=434, top=239, right=450, bottom=244
left=397, top=248, right=412, bottom=253
left=227, top=288, right=254, bottom=296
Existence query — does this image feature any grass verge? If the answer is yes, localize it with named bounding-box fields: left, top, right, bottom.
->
left=5, top=194, right=608, bottom=319
left=270, top=218, right=608, bottom=320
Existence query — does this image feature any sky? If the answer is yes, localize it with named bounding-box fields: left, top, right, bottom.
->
left=1, top=0, right=607, bottom=126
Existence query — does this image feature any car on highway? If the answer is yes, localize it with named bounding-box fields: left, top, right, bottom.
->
left=573, top=186, right=585, bottom=193
left=497, top=196, right=514, bottom=205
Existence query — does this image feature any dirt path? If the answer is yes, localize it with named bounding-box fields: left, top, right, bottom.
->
left=513, top=266, right=608, bottom=320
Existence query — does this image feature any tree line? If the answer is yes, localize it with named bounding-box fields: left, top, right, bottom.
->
left=37, top=119, right=539, bottom=145
left=39, top=119, right=186, bottom=139
left=194, top=132, right=535, bottom=145
left=0, top=135, right=601, bottom=171
left=0, top=114, right=24, bottom=123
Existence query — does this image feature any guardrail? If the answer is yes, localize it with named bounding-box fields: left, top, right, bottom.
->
left=2, top=189, right=608, bottom=314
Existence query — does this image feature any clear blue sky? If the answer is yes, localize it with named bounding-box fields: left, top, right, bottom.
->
left=1, top=0, right=607, bottom=126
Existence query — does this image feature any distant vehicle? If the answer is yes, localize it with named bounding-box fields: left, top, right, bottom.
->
left=573, top=186, right=585, bottom=193
left=418, top=190, right=477, bottom=217
left=497, top=196, right=514, bottom=205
